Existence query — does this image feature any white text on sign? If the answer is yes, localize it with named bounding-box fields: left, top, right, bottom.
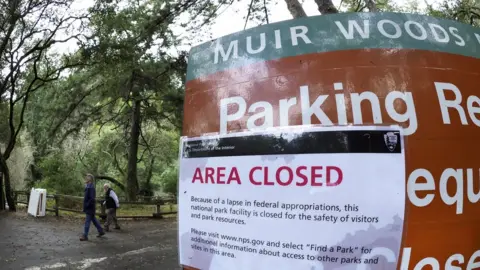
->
left=219, top=82, right=478, bottom=136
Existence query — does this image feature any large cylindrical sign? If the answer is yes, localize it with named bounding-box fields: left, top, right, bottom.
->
left=179, top=12, right=480, bottom=270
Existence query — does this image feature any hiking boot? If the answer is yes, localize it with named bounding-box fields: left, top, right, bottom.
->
left=80, top=235, right=88, bottom=241
left=104, top=227, right=110, bottom=232
left=97, top=231, right=105, bottom=237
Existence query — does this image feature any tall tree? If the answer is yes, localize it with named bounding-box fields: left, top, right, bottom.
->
left=77, top=0, right=188, bottom=200
left=0, top=0, right=88, bottom=211
left=24, top=0, right=230, bottom=201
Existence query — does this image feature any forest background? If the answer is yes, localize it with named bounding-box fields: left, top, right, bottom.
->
left=0, top=0, right=478, bottom=210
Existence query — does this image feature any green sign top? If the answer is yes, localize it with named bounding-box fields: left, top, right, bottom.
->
left=186, top=12, right=480, bottom=82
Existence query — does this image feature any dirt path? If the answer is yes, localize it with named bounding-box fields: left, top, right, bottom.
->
left=0, top=211, right=180, bottom=270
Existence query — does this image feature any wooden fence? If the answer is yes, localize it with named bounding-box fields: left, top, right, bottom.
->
left=13, top=190, right=177, bottom=219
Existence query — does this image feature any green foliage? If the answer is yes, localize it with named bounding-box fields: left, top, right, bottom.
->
left=159, top=162, right=179, bottom=197
left=338, top=0, right=399, bottom=12
left=9, top=0, right=480, bottom=203
left=20, top=0, right=194, bottom=199
left=36, top=151, right=84, bottom=196
left=426, top=0, right=480, bottom=26
left=1, top=131, right=35, bottom=190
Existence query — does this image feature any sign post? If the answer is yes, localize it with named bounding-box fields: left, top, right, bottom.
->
left=178, top=125, right=405, bottom=269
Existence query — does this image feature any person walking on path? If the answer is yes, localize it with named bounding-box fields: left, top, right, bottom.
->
left=103, top=183, right=121, bottom=231
left=80, top=174, right=105, bottom=241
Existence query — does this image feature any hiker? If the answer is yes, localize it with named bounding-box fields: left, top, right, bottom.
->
left=103, top=183, right=120, bottom=231
left=80, top=174, right=105, bottom=241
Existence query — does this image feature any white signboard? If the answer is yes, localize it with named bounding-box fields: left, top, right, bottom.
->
left=178, top=125, right=406, bottom=270
left=28, top=188, right=47, bottom=217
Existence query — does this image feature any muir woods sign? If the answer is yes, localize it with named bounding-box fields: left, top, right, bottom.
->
left=180, top=12, right=480, bottom=270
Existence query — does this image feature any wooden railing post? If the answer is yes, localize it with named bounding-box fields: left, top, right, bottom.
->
left=153, top=199, right=164, bottom=218
left=54, top=195, right=59, bottom=217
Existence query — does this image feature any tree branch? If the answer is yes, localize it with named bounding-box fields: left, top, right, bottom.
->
left=47, top=87, right=97, bottom=139
left=3, top=53, right=43, bottom=160
left=113, top=149, right=125, bottom=177
left=264, top=0, right=269, bottom=23
left=244, top=0, right=254, bottom=29
left=0, top=1, right=20, bottom=62
left=95, top=175, right=125, bottom=192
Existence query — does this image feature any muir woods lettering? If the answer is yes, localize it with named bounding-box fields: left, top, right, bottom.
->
left=186, top=13, right=480, bottom=81
left=214, top=19, right=473, bottom=64
left=214, top=25, right=311, bottom=64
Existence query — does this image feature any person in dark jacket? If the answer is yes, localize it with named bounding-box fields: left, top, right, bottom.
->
left=80, top=174, right=105, bottom=241
left=103, top=183, right=120, bottom=231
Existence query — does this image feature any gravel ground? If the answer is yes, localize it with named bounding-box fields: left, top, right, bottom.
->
left=0, top=211, right=181, bottom=270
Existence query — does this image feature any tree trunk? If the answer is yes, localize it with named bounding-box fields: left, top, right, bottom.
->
left=141, top=157, right=156, bottom=202
left=284, top=0, right=307, bottom=18
left=126, top=91, right=141, bottom=201
left=0, top=154, right=15, bottom=211
left=146, top=157, right=155, bottom=187
left=366, top=0, right=377, bottom=12
left=314, top=0, right=339, bottom=14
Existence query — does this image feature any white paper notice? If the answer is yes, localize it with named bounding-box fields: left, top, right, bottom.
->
left=178, top=125, right=406, bottom=270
